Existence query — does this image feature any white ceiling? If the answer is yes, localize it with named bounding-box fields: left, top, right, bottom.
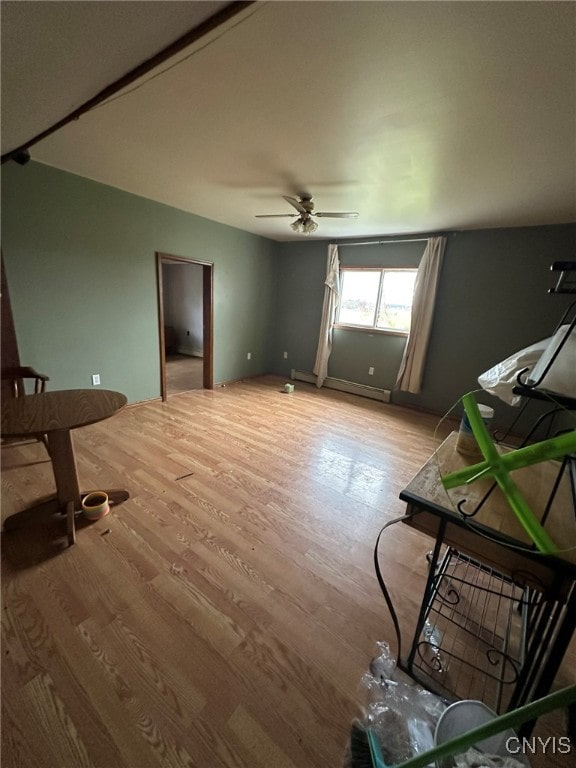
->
left=2, top=1, right=575, bottom=242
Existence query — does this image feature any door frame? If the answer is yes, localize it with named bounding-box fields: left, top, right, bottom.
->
left=156, top=252, right=214, bottom=400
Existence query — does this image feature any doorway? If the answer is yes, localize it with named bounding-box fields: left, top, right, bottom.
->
left=156, top=252, right=214, bottom=400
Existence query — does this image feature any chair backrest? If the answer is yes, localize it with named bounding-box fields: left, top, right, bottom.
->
left=1, top=366, right=49, bottom=398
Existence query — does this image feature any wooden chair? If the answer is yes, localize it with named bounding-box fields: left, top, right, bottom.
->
left=2, top=365, right=49, bottom=397
left=1, top=366, right=50, bottom=451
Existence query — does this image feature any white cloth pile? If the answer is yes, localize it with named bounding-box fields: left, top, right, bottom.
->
left=478, top=324, right=575, bottom=406
left=455, top=747, right=528, bottom=768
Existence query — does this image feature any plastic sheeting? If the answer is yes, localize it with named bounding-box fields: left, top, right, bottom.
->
left=478, top=324, right=575, bottom=406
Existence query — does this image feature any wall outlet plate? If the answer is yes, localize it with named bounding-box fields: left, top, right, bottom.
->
left=368, top=366, right=374, bottom=375
left=247, top=352, right=251, bottom=360
left=92, top=374, right=101, bottom=385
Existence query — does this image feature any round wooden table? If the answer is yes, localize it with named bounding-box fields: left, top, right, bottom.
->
left=2, top=389, right=129, bottom=545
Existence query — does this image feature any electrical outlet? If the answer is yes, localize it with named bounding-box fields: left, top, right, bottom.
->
left=92, top=374, right=101, bottom=386
left=186, top=330, right=190, bottom=336
left=283, top=351, right=288, bottom=359
left=368, top=366, right=374, bottom=375
left=247, top=352, right=251, bottom=360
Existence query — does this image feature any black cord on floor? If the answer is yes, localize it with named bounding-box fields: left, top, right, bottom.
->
left=373, top=513, right=414, bottom=668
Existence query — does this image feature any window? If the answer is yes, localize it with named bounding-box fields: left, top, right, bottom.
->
left=336, top=268, right=417, bottom=333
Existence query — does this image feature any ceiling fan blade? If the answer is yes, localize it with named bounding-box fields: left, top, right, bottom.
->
left=283, top=195, right=307, bottom=214
left=255, top=214, right=297, bottom=218
left=315, top=212, right=359, bottom=218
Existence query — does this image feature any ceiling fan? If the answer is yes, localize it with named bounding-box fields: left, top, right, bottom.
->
left=256, top=194, right=359, bottom=234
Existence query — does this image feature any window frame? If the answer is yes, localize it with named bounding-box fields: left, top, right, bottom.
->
left=334, top=266, right=417, bottom=336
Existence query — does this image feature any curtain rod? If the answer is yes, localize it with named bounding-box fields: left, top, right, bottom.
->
left=338, top=237, right=429, bottom=246
left=338, top=232, right=456, bottom=246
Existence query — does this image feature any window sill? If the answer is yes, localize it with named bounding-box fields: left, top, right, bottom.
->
left=333, top=324, right=409, bottom=337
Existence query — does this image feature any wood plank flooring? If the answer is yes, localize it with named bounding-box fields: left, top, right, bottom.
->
left=1, top=376, right=574, bottom=767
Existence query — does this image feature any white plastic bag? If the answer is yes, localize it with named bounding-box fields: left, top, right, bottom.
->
left=478, top=341, right=547, bottom=406
left=478, top=324, right=576, bottom=405
left=359, top=642, right=447, bottom=765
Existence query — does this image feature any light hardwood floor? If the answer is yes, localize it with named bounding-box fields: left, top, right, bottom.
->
left=1, top=376, right=574, bottom=767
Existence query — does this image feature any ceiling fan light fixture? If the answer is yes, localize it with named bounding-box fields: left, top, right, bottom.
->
left=290, top=216, right=318, bottom=235
left=263, top=195, right=356, bottom=234
left=302, top=218, right=318, bottom=234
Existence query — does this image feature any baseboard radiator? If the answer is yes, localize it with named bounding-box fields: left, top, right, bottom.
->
left=290, top=369, right=391, bottom=403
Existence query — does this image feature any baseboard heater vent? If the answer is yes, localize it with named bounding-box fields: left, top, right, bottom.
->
left=290, top=369, right=391, bottom=403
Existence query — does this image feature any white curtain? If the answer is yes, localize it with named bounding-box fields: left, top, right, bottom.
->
left=395, top=236, right=446, bottom=393
left=313, top=243, right=340, bottom=388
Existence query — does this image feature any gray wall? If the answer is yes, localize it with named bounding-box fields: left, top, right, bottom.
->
left=274, top=226, right=576, bottom=430
left=3, top=160, right=574, bottom=432
left=272, top=238, right=426, bottom=387
left=394, top=227, right=576, bottom=423
left=1, top=162, right=277, bottom=402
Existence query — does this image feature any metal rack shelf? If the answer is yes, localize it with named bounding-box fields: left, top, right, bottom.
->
left=411, top=548, right=540, bottom=713
left=400, top=430, right=576, bottom=732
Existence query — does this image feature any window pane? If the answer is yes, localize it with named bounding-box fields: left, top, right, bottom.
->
left=376, top=270, right=417, bottom=331
left=338, top=271, right=380, bottom=326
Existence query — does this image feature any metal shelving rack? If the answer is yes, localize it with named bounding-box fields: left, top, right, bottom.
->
left=410, top=547, right=534, bottom=714
left=409, top=261, right=576, bottom=712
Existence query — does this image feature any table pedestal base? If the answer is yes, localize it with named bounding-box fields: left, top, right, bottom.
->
left=3, top=489, right=129, bottom=545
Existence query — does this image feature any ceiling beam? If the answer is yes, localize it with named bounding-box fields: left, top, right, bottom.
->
left=1, top=1, right=256, bottom=165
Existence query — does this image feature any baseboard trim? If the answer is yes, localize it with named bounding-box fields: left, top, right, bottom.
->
left=176, top=348, right=204, bottom=358
left=125, top=396, right=163, bottom=408
left=214, top=374, right=262, bottom=388
left=290, top=369, right=391, bottom=403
